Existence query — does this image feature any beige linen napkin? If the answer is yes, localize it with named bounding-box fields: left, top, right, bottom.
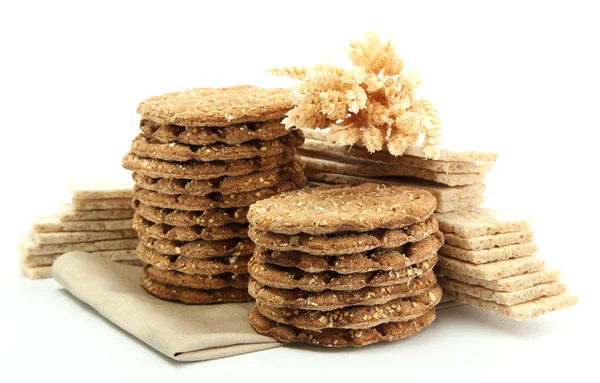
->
left=52, top=251, right=282, bottom=361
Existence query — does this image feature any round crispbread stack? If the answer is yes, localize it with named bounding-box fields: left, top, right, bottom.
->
left=122, top=85, right=306, bottom=304
left=247, top=183, right=444, bottom=346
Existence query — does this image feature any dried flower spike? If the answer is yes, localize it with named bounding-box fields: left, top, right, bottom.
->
left=270, top=31, right=441, bottom=159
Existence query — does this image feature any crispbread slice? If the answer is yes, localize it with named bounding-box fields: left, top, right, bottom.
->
left=438, top=277, right=566, bottom=306
left=437, top=255, right=544, bottom=280
left=300, top=139, right=494, bottom=173
left=58, top=203, right=134, bottom=221
left=301, top=128, right=498, bottom=162
left=32, top=215, right=132, bottom=233
left=30, top=228, right=137, bottom=245
left=439, top=242, right=538, bottom=264
left=301, top=155, right=485, bottom=187
left=21, top=249, right=138, bottom=266
left=434, top=207, right=530, bottom=238
left=20, top=236, right=139, bottom=256
left=71, top=198, right=133, bottom=211
left=437, top=195, right=484, bottom=213
left=68, top=181, right=134, bottom=200
left=444, top=290, right=578, bottom=320
left=435, top=267, right=561, bottom=292
left=20, top=261, right=52, bottom=280
left=444, top=231, right=534, bottom=250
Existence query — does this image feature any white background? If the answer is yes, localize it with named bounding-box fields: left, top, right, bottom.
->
left=1, top=0, right=598, bottom=381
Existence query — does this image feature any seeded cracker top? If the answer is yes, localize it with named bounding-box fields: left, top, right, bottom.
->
left=137, top=85, right=294, bottom=127
left=248, top=183, right=436, bottom=235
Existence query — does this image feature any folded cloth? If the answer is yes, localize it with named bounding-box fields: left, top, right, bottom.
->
left=52, top=251, right=281, bottom=361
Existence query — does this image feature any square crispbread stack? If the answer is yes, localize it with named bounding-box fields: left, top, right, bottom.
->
left=246, top=183, right=444, bottom=347
left=123, top=85, right=307, bottom=304
left=299, top=128, right=497, bottom=213
left=19, top=182, right=140, bottom=280
left=434, top=207, right=577, bottom=320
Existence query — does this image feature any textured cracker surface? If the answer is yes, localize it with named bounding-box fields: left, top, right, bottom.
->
left=20, top=236, right=139, bottom=256
left=68, top=181, right=134, bottom=199
left=135, top=202, right=248, bottom=227
left=132, top=159, right=304, bottom=196
left=144, top=264, right=249, bottom=290
left=434, top=207, right=530, bottom=238
left=133, top=175, right=305, bottom=211
left=133, top=214, right=248, bottom=241
left=249, top=255, right=437, bottom=292
left=33, top=216, right=132, bottom=233
left=439, top=241, right=538, bottom=264
left=131, top=131, right=303, bottom=163
left=140, top=235, right=254, bottom=259
left=436, top=195, right=484, bottom=213
left=302, top=128, right=498, bottom=162
left=304, top=169, right=486, bottom=202
left=248, top=272, right=437, bottom=310
left=137, top=85, right=293, bottom=127
left=19, top=261, right=52, bottom=280
left=435, top=267, right=561, bottom=292
left=444, top=291, right=578, bottom=320
left=122, top=148, right=296, bottom=180
left=248, top=218, right=439, bottom=255
left=437, top=255, right=544, bottom=280
left=301, top=155, right=486, bottom=187
left=256, top=285, right=442, bottom=330
left=249, top=183, right=436, bottom=235
left=71, top=198, right=133, bottom=211
left=439, top=277, right=566, bottom=306
left=137, top=244, right=249, bottom=275
left=252, top=231, right=443, bottom=274
left=444, top=231, right=534, bottom=250
left=300, top=139, right=494, bottom=173
left=58, top=204, right=134, bottom=221
left=141, top=270, right=252, bottom=304
left=249, top=306, right=435, bottom=347
left=31, top=228, right=137, bottom=245
left=22, top=249, right=138, bottom=266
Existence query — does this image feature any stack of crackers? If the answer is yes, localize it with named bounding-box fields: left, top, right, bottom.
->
left=434, top=207, right=578, bottom=320
left=299, top=129, right=497, bottom=213
left=246, top=183, right=444, bottom=347
left=122, top=85, right=307, bottom=304
left=19, top=182, right=139, bottom=279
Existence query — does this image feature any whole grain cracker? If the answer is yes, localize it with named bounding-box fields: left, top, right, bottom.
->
left=439, top=242, right=538, bottom=264
left=301, top=155, right=486, bottom=187
left=133, top=214, right=248, bottom=241
left=444, top=231, right=534, bottom=250
left=444, top=291, right=577, bottom=321
left=144, top=264, right=249, bottom=290
left=20, top=261, right=52, bottom=280
left=137, top=243, right=250, bottom=275
left=300, top=139, right=494, bottom=173
left=249, top=306, right=435, bottom=347
left=248, top=183, right=436, bottom=235
left=248, top=255, right=437, bottom=292
left=33, top=216, right=132, bottom=233
left=68, top=181, right=134, bottom=200
left=137, top=86, right=293, bottom=127
left=438, top=277, right=566, bottom=306
left=71, top=198, right=133, bottom=211
left=252, top=231, right=443, bottom=274
left=122, top=148, right=296, bottom=179
left=134, top=201, right=248, bottom=227
left=437, top=255, right=544, bottom=280
left=21, top=249, right=138, bottom=266
left=435, top=267, right=561, bottom=292
left=30, top=228, right=137, bottom=245
left=131, top=130, right=303, bottom=162
left=140, top=235, right=254, bottom=259
left=248, top=272, right=437, bottom=310
left=131, top=158, right=305, bottom=196
left=248, top=219, right=439, bottom=256
left=434, top=207, right=530, bottom=238
left=141, top=270, right=253, bottom=304
left=58, top=204, right=134, bottom=221
left=20, top=236, right=139, bottom=256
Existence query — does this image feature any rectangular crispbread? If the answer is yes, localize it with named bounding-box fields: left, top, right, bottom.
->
left=437, top=195, right=484, bottom=213
left=437, top=255, right=545, bottom=280
left=304, top=168, right=486, bottom=201
left=444, top=290, right=578, bottom=320
left=438, top=277, right=566, bottom=306
left=19, top=261, right=52, bottom=280
left=301, top=128, right=499, bottom=162
left=59, top=203, right=134, bottom=221
left=439, top=242, right=538, bottom=264
left=71, top=198, right=133, bottom=211
left=30, top=229, right=138, bottom=245
left=301, top=139, right=494, bottom=173
left=20, top=236, right=139, bottom=256
left=21, top=249, right=138, bottom=266
left=300, top=154, right=486, bottom=187
left=33, top=215, right=132, bottom=233
left=68, top=181, right=134, bottom=200
left=434, top=207, right=530, bottom=237
left=444, top=231, right=534, bottom=250
left=435, top=267, right=561, bottom=292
